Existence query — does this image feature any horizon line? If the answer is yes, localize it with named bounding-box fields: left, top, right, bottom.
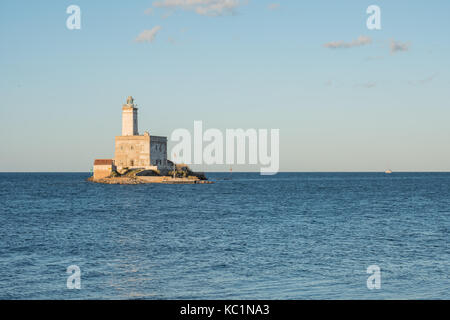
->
left=2, top=171, right=450, bottom=174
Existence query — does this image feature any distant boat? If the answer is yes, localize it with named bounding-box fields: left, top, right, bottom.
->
left=385, top=169, right=393, bottom=174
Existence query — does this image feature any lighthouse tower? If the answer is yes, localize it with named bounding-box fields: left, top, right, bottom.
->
left=122, top=96, right=138, bottom=136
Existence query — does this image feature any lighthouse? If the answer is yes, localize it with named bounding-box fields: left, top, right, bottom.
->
left=121, top=96, right=138, bottom=136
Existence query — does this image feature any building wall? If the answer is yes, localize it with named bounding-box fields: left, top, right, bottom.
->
left=122, top=106, right=138, bottom=136
left=115, top=133, right=151, bottom=168
left=93, top=165, right=114, bottom=179
left=150, top=135, right=168, bottom=167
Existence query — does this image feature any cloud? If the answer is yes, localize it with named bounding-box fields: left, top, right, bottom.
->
left=409, top=73, right=438, bottom=85
left=324, top=36, right=372, bottom=49
left=355, top=81, right=376, bottom=89
left=362, top=81, right=376, bottom=88
left=268, top=3, right=280, bottom=10
left=365, top=56, right=384, bottom=61
left=162, top=11, right=174, bottom=19
left=135, top=26, right=162, bottom=43
left=419, top=73, right=437, bottom=84
left=152, top=0, right=243, bottom=16
left=390, top=39, right=410, bottom=53
left=144, top=8, right=154, bottom=15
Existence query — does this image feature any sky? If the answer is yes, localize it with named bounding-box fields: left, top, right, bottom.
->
left=0, top=0, right=449, bottom=172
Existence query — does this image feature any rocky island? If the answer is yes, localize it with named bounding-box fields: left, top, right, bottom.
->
left=88, top=163, right=212, bottom=184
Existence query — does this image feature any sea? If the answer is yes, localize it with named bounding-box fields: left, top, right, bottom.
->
left=0, top=172, right=448, bottom=299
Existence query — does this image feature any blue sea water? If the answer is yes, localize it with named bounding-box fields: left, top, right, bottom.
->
left=0, top=172, right=448, bottom=299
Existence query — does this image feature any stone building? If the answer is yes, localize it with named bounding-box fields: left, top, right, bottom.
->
left=93, top=96, right=168, bottom=176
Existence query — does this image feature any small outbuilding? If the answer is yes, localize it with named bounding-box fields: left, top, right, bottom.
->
left=93, top=159, right=116, bottom=180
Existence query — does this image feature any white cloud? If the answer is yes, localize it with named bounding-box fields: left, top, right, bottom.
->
left=152, top=0, right=243, bottom=16
left=268, top=3, right=280, bottom=10
left=419, top=73, right=437, bottom=84
left=144, top=8, right=154, bottom=15
left=355, top=81, right=376, bottom=89
left=409, top=73, right=438, bottom=85
left=162, top=11, right=174, bottom=19
left=365, top=56, right=384, bottom=61
left=324, top=80, right=333, bottom=87
left=362, top=81, right=376, bottom=88
left=390, top=39, right=410, bottom=53
left=324, top=36, right=372, bottom=49
left=135, top=26, right=162, bottom=43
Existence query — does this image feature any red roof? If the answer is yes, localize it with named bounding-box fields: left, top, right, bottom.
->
left=94, top=159, right=114, bottom=165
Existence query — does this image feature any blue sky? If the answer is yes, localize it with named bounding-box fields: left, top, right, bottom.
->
left=0, top=0, right=449, bottom=172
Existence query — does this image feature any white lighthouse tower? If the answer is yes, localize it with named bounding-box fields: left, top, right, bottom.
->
left=121, top=96, right=138, bottom=136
